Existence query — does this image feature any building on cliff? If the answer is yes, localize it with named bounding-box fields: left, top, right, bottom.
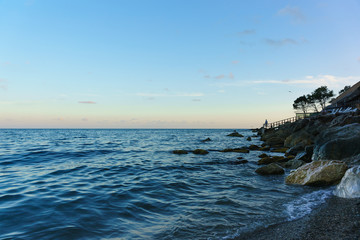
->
left=328, top=81, right=360, bottom=110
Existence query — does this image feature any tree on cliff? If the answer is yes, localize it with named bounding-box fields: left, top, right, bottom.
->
left=339, top=85, right=351, bottom=95
left=293, top=95, right=310, bottom=114
left=306, top=93, right=319, bottom=112
left=311, top=86, right=334, bottom=110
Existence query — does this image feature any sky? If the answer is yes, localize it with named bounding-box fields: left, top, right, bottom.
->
left=1, top=0, right=360, bottom=129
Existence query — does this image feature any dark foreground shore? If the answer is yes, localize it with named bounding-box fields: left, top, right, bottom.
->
left=234, top=196, right=360, bottom=240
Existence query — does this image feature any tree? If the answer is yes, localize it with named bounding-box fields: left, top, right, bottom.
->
left=339, top=85, right=351, bottom=95
left=293, top=95, right=310, bottom=114
left=306, top=94, right=319, bottom=112
left=311, top=86, right=334, bottom=110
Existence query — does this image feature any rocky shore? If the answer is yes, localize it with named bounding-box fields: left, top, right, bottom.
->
left=234, top=196, right=360, bottom=240
left=235, top=110, right=360, bottom=239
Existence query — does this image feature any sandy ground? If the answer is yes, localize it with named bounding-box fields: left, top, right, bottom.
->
left=234, top=196, right=360, bottom=240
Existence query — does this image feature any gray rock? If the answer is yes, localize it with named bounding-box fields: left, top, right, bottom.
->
left=312, top=123, right=360, bottom=163
left=334, top=166, right=360, bottom=198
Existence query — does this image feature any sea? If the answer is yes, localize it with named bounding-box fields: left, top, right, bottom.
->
left=0, top=129, right=333, bottom=240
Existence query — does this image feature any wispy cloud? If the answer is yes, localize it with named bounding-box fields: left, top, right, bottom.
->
left=206, top=73, right=235, bottom=80
left=265, top=38, right=298, bottom=46
left=237, top=29, right=256, bottom=36
left=252, top=75, right=360, bottom=89
left=232, top=60, right=239, bottom=65
left=215, top=74, right=225, bottom=79
left=79, top=101, right=96, bottom=104
left=278, top=6, right=306, bottom=23
left=136, top=92, right=204, bottom=97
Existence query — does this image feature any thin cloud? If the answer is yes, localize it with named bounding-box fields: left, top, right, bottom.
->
left=79, top=101, right=96, bottom=104
left=237, top=29, right=256, bottom=36
left=215, top=74, right=225, bottom=79
left=232, top=60, right=239, bottom=65
left=265, top=38, right=298, bottom=46
left=136, top=92, right=204, bottom=97
left=229, top=73, right=234, bottom=79
left=252, top=75, right=360, bottom=89
left=278, top=6, right=306, bottom=23
left=358, top=57, right=360, bottom=62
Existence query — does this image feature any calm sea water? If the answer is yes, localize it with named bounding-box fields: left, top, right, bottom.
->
left=0, top=129, right=331, bottom=240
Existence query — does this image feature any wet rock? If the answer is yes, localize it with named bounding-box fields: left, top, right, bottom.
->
left=285, top=160, right=348, bottom=186
left=193, top=149, right=209, bottom=155
left=281, top=158, right=306, bottom=169
left=255, top=163, right=285, bottom=175
left=227, top=131, right=244, bottom=137
left=286, top=145, right=305, bottom=156
left=231, top=160, right=248, bottom=164
left=201, top=137, right=212, bottom=142
left=258, top=153, right=268, bottom=158
left=334, top=166, right=360, bottom=198
left=270, top=147, right=289, bottom=153
left=295, top=150, right=312, bottom=163
left=237, top=157, right=244, bottom=160
left=220, top=148, right=249, bottom=153
left=312, top=123, right=360, bottom=163
left=258, top=146, right=270, bottom=151
left=248, top=145, right=261, bottom=150
left=258, top=156, right=286, bottom=165
left=246, top=137, right=252, bottom=141
left=172, top=150, right=188, bottom=154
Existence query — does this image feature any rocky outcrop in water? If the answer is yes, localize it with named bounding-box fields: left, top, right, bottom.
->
left=227, top=131, right=244, bottom=137
left=255, top=163, right=285, bottom=175
left=285, top=160, right=348, bottom=186
left=334, top=166, right=360, bottom=198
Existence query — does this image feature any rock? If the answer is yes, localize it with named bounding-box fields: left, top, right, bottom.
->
left=330, top=114, right=360, bottom=127
left=220, top=148, right=249, bottom=153
left=334, top=166, right=360, bottom=198
left=172, top=150, right=188, bottom=154
left=258, top=153, right=268, bottom=158
left=246, top=137, right=252, bottom=141
left=286, top=145, right=305, bottom=156
left=295, top=150, right=312, bottom=163
left=255, top=163, right=285, bottom=175
left=270, top=147, right=289, bottom=153
left=227, top=131, right=244, bottom=137
left=237, top=157, right=244, bottom=160
left=232, top=160, right=248, bottom=164
left=285, top=160, right=348, bottom=186
left=312, top=123, right=360, bottom=163
left=193, top=149, right=209, bottom=155
left=284, top=129, right=313, bottom=148
left=258, top=146, right=270, bottom=151
left=248, top=145, right=261, bottom=150
left=201, top=137, right=212, bottom=142
left=281, top=158, right=306, bottom=169
left=258, top=156, right=286, bottom=165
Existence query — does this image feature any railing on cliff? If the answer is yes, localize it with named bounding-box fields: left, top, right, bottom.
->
left=265, top=112, right=320, bottom=129
left=266, top=116, right=300, bottom=129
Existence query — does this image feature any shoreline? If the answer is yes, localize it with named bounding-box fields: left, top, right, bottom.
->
left=233, top=195, right=360, bottom=240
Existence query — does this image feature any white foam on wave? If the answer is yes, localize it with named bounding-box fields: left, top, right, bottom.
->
left=284, top=188, right=333, bottom=221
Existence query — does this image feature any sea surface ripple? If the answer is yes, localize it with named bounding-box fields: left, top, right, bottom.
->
left=0, top=129, right=328, bottom=240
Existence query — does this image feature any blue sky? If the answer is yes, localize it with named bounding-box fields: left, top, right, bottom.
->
left=1, top=0, right=360, bottom=128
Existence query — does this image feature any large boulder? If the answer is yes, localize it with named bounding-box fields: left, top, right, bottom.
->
left=255, top=163, right=285, bottom=175
left=312, top=123, right=360, bottom=163
left=334, top=166, right=360, bottom=198
left=284, top=129, right=314, bottom=148
left=285, top=160, right=348, bottom=186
